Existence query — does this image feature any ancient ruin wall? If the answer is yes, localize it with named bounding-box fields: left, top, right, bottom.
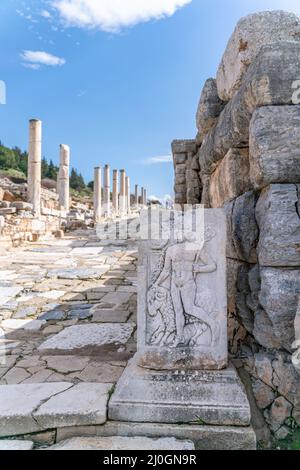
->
left=172, top=11, right=300, bottom=444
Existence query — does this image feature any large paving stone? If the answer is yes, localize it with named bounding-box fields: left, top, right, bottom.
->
left=250, top=107, right=300, bottom=189
left=0, top=286, right=23, bottom=306
left=1, top=319, right=45, bottom=331
left=33, top=383, right=112, bottom=429
left=38, top=323, right=135, bottom=351
left=47, top=268, right=108, bottom=280
left=48, top=436, right=194, bottom=450
left=0, top=382, right=72, bottom=437
left=92, top=308, right=131, bottom=323
left=100, top=292, right=132, bottom=305
left=43, top=356, right=90, bottom=373
left=256, top=184, right=300, bottom=267
left=0, top=440, right=34, bottom=450
left=216, top=11, right=300, bottom=101
left=56, top=421, right=256, bottom=450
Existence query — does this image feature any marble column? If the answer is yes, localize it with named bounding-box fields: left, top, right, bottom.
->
left=135, top=184, right=139, bottom=208
left=28, top=119, right=42, bottom=217
left=143, top=188, right=147, bottom=206
left=104, top=164, right=111, bottom=218
left=58, top=144, right=70, bottom=212
left=126, top=176, right=131, bottom=215
left=119, top=169, right=126, bottom=217
left=112, top=169, right=119, bottom=216
left=94, top=167, right=102, bottom=223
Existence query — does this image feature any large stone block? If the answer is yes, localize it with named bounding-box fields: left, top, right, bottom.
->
left=256, top=184, right=300, bottom=267
left=137, top=209, right=228, bottom=371
left=209, top=148, right=252, bottom=208
left=224, top=191, right=259, bottom=264
left=259, top=268, right=300, bottom=350
left=216, top=11, right=300, bottom=101
left=196, top=78, right=225, bottom=137
left=250, top=106, right=300, bottom=189
left=199, top=41, right=300, bottom=175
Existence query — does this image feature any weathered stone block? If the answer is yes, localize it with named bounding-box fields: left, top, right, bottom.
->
left=209, top=148, right=252, bottom=208
left=175, top=164, right=187, bottom=175
left=172, top=140, right=197, bottom=154
left=173, top=153, right=187, bottom=165
left=259, top=268, right=300, bottom=350
left=216, top=11, right=300, bottom=101
left=196, top=78, right=225, bottom=137
left=256, top=184, right=300, bottom=267
left=199, top=42, right=300, bottom=175
left=250, top=106, right=300, bottom=189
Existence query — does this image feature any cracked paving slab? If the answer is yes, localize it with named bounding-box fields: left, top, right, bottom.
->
left=0, top=382, right=112, bottom=436
left=38, top=323, right=135, bottom=352
left=0, top=382, right=72, bottom=436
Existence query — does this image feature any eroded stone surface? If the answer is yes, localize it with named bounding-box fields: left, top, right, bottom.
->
left=137, top=209, right=228, bottom=371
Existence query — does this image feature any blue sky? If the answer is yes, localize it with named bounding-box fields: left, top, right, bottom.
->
left=1, top=0, right=300, bottom=200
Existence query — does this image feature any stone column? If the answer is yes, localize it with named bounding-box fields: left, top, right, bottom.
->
left=126, top=176, right=131, bottom=215
left=143, top=188, right=147, bottom=206
left=103, top=164, right=111, bottom=218
left=58, top=144, right=70, bottom=212
left=94, top=167, right=102, bottom=223
left=28, top=119, right=42, bottom=217
left=119, top=170, right=126, bottom=217
left=135, top=184, right=139, bottom=208
left=112, top=169, right=119, bottom=216
left=141, top=187, right=144, bottom=207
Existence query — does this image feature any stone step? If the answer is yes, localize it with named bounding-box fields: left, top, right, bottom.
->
left=0, top=382, right=112, bottom=437
left=47, top=436, right=195, bottom=450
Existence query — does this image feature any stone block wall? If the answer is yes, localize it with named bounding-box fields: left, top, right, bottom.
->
left=172, top=11, right=300, bottom=444
left=172, top=140, right=202, bottom=205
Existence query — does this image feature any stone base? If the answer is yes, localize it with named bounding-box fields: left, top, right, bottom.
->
left=109, top=358, right=251, bottom=426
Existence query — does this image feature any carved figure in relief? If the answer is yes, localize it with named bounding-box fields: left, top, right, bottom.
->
left=148, top=228, right=220, bottom=347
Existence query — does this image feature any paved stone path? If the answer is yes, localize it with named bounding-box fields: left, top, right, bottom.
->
left=0, top=229, right=138, bottom=388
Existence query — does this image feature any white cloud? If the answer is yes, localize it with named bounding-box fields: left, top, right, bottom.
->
left=51, top=0, right=192, bottom=32
left=142, top=155, right=172, bottom=165
left=21, top=50, right=66, bottom=68
left=41, top=10, right=52, bottom=19
left=149, top=194, right=174, bottom=206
